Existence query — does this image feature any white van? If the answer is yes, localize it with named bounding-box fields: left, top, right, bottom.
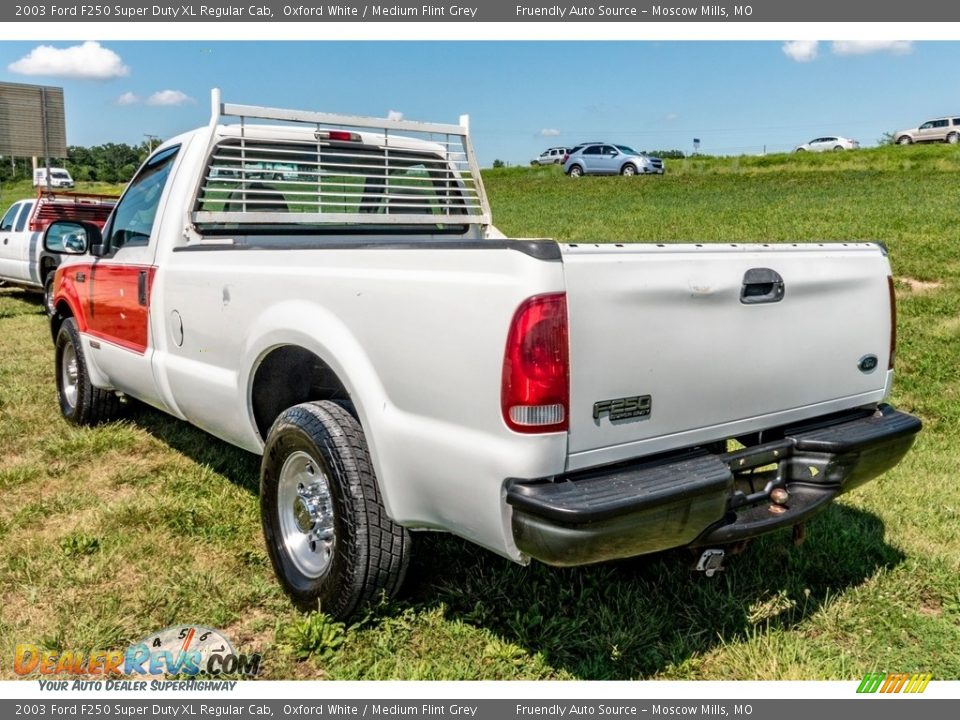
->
left=33, top=167, right=75, bottom=189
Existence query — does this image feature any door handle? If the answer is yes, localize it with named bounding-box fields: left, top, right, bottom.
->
left=138, top=270, right=148, bottom=306
left=741, top=267, right=785, bottom=304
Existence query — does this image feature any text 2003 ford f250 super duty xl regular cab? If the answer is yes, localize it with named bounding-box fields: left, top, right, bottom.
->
left=44, top=91, right=921, bottom=618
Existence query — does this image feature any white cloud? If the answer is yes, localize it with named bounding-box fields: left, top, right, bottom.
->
left=8, top=41, right=129, bottom=79
left=146, top=90, right=192, bottom=106
left=115, top=92, right=140, bottom=106
left=782, top=40, right=819, bottom=63
left=831, top=41, right=913, bottom=56
left=539, top=128, right=561, bottom=137
left=387, top=110, right=404, bottom=121
left=665, top=112, right=679, bottom=122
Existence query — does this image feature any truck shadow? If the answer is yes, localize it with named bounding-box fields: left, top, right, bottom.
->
left=396, top=504, right=903, bottom=679
left=129, top=402, right=262, bottom=494
left=128, top=402, right=903, bottom=680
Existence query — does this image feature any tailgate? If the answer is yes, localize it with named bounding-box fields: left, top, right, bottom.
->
left=562, top=243, right=893, bottom=470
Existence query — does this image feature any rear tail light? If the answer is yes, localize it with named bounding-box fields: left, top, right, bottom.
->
left=501, top=293, right=570, bottom=433
left=888, top=275, right=897, bottom=369
left=562, top=153, right=569, bottom=163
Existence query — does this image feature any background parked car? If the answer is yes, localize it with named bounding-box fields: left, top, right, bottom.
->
left=532, top=147, right=571, bottom=165
left=793, top=136, right=859, bottom=152
left=895, top=117, right=960, bottom=145
left=563, top=143, right=665, bottom=177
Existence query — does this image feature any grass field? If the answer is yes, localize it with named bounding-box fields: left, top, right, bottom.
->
left=0, top=145, right=958, bottom=680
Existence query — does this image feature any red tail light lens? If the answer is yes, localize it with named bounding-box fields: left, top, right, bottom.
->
left=888, top=275, right=897, bottom=370
left=501, top=293, right=569, bottom=433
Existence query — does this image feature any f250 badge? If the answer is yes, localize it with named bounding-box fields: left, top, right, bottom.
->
left=593, top=395, right=652, bottom=422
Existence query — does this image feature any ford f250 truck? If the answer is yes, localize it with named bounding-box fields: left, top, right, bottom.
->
left=44, top=91, right=921, bottom=618
left=0, top=191, right=116, bottom=314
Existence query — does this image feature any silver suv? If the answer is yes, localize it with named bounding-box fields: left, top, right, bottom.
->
left=563, top=143, right=665, bottom=177
left=895, top=117, right=960, bottom=145
left=532, top=147, right=571, bottom=165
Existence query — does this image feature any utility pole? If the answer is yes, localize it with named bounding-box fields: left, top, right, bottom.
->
left=144, top=134, right=160, bottom=152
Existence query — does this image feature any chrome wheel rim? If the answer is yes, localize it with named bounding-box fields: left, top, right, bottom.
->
left=278, top=450, right=335, bottom=578
left=61, top=342, right=79, bottom=409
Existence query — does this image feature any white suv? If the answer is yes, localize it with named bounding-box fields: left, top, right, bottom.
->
left=895, top=117, right=960, bottom=145
left=532, top=147, right=570, bottom=165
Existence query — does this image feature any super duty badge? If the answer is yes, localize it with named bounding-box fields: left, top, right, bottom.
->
left=593, top=395, right=652, bottom=422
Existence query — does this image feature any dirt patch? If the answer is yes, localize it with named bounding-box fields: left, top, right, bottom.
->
left=896, top=277, right=943, bottom=294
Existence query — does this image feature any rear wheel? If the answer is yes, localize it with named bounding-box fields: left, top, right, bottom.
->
left=948, top=133, right=959, bottom=145
left=55, top=318, right=119, bottom=425
left=897, top=135, right=912, bottom=145
left=568, top=164, right=583, bottom=178
left=620, top=163, right=638, bottom=176
left=261, top=400, right=410, bottom=618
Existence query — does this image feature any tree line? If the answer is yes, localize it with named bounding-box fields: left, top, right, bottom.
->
left=0, top=141, right=154, bottom=184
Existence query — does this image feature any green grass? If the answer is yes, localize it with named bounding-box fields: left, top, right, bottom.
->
left=1, top=147, right=959, bottom=680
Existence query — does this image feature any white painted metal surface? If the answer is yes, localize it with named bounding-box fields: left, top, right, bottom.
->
left=561, top=242, right=893, bottom=470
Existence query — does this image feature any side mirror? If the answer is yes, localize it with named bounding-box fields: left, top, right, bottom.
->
left=44, top=220, right=104, bottom=257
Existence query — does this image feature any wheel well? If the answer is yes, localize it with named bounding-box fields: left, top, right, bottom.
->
left=50, top=300, right=72, bottom=343
left=251, top=345, right=353, bottom=441
left=40, top=258, right=57, bottom=281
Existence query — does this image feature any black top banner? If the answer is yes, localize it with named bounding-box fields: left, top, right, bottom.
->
left=3, top=0, right=950, bottom=22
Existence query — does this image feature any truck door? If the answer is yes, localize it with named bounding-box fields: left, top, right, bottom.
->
left=0, top=201, right=25, bottom=280
left=15, top=201, right=40, bottom=284
left=85, top=145, right=179, bottom=405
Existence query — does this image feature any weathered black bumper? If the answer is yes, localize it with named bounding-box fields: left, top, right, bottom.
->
left=507, top=404, right=921, bottom=566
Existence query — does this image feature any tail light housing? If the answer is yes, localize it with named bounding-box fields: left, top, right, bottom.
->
left=888, top=275, right=897, bottom=369
left=501, top=293, right=570, bottom=433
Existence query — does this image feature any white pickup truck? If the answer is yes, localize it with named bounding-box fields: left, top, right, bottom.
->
left=44, top=91, right=921, bottom=618
left=0, top=191, right=116, bottom=312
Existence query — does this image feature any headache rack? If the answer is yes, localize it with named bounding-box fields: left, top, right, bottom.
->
left=191, top=89, right=491, bottom=230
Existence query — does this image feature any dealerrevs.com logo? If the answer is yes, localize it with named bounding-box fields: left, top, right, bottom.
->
left=857, top=672, right=933, bottom=694
left=14, top=625, right=261, bottom=680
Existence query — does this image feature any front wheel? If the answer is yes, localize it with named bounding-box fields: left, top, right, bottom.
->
left=897, top=135, right=912, bottom=145
left=833, top=145, right=845, bottom=151
left=620, top=163, right=638, bottom=176
left=261, top=400, right=410, bottom=618
left=43, top=273, right=56, bottom=317
left=568, top=164, right=583, bottom=178
left=55, top=318, right=119, bottom=425
left=948, top=133, right=959, bottom=145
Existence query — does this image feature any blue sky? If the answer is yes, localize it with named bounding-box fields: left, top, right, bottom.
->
left=0, top=40, right=956, bottom=165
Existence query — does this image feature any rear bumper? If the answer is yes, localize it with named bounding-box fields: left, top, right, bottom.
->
left=507, top=404, right=920, bottom=566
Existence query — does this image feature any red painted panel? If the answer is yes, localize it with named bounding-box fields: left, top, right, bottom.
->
left=54, top=263, right=95, bottom=333
left=87, top=264, right=156, bottom=355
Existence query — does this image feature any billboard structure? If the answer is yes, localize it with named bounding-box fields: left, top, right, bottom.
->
left=0, top=81, right=67, bottom=160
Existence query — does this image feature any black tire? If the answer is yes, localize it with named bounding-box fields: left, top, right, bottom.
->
left=55, top=318, right=119, bottom=425
left=897, top=135, right=912, bottom=145
left=794, top=148, right=805, bottom=152
left=568, top=164, right=584, bottom=178
left=620, top=163, right=638, bottom=176
left=833, top=145, right=844, bottom=151
left=948, top=133, right=959, bottom=145
left=260, top=400, right=410, bottom=618
left=43, top=273, right=56, bottom=318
